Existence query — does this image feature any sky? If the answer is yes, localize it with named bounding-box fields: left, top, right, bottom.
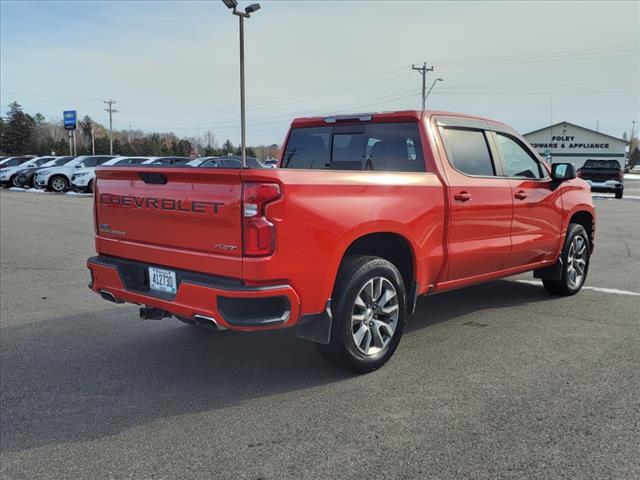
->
left=1, top=0, right=638, bottom=146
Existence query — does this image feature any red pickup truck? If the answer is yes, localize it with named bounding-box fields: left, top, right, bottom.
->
left=87, top=110, right=595, bottom=372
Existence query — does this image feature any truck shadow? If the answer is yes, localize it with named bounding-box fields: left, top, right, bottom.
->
left=1, top=279, right=548, bottom=453
left=407, top=278, right=550, bottom=333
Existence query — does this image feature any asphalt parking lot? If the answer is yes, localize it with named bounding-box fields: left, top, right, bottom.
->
left=1, top=183, right=639, bottom=480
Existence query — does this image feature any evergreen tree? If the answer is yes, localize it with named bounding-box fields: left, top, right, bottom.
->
left=3, top=102, right=36, bottom=154
left=221, top=139, right=234, bottom=155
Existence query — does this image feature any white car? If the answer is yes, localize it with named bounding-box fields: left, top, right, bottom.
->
left=0, top=156, right=35, bottom=170
left=70, top=156, right=158, bottom=193
left=0, top=156, right=57, bottom=188
left=33, top=155, right=116, bottom=192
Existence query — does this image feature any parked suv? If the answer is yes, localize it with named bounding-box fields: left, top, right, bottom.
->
left=0, top=156, right=57, bottom=188
left=34, top=155, right=116, bottom=192
left=71, top=156, right=153, bottom=193
left=88, top=110, right=595, bottom=372
left=187, top=156, right=265, bottom=169
left=0, top=156, right=35, bottom=170
left=12, top=156, right=75, bottom=188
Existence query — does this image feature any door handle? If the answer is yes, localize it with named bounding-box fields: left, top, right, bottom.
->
left=453, top=191, right=472, bottom=202
left=514, top=190, right=528, bottom=200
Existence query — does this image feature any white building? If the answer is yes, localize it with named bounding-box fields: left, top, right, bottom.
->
left=524, top=121, right=627, bottom=169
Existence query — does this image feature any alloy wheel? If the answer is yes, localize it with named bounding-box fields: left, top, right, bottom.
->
left=51, top=177, right=67, bottom=192
left=566, top=235, right=587, bottom=288
left=351, top=276, right=399, bottom=356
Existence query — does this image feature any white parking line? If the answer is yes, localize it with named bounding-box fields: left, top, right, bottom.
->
left=517, top=279, right=640, bottom=296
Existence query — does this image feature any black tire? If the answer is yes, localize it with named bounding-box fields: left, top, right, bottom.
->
left=317, top=255, right=406, bottom=373
left=87, top=180, right=94, bottom=194
left=615, top=189, right=623, bottom=199
left=543, top=223, right=590, bottom=296
left=10, top=175, right=21, bottom=188
left=49, top=175, right=69, bottom=192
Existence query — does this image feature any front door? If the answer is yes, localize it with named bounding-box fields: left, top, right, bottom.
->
left=492, top=132, right=563, bottom=267
left=438, top=126, right=513, bottom=281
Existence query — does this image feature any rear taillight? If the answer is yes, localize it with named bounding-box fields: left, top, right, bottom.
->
left=617, top=171, right=623, bottom=181
left=242, top=182, right=281, bottom=256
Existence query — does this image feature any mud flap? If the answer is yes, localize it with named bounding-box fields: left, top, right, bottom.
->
left=295, top=300, right=332, bottom=344
left=534, top=258, right=564, bottom=281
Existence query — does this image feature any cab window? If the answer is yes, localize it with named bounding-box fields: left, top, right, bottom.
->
left=441, top=128, right=496, bottom=176
left=496, top=133, right=544, bottom=179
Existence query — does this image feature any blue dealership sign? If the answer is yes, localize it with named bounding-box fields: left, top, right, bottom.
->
left=63, top=110, right=77, bottom=130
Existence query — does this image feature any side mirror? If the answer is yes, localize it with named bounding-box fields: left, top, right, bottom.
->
left=551, top=163, right=576, bottom=182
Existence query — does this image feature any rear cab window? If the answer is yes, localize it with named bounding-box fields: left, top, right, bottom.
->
left=440, top=128, right=496, bottom=176
left=282, top=122, right=425, bottom=172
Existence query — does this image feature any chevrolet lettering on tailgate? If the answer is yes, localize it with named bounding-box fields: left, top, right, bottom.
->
left=99, top=193, right=223, bottom=215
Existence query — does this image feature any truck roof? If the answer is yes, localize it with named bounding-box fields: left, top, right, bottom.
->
left=290, top=110, right=512, bottom=130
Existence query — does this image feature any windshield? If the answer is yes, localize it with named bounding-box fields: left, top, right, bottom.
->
left=32, top=157, right=54, bottom=166
left=1, top=158, right=26, bottom=167
left=103, top=157, right=128, bottom=166
left=58, top=157, right=76, bottom=166
left=65, top=157, right=88, bottom=167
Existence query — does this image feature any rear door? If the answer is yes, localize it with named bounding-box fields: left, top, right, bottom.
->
left=492, top=132, right=563, bottom=267
left=437, top=123, right=513, bottom=281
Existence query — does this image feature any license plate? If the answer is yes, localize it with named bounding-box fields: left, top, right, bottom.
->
left=149, top=267, right=177, bottom=294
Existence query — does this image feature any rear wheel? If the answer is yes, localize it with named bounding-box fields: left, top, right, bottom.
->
left=87, top=180, right=94, bottom=194
left=317, top=255, right=406, bottom=373
left=49, top=175, right=69, bottom=193
left=615, top=189, right=623, bottom=199
left=542, top=223, right=590, bottom=296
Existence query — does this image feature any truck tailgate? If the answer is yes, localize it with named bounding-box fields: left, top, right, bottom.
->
left=94, top=167, right=243, bottom=277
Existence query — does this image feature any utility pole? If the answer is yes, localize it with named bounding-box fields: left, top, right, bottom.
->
left=91, top=123, right=96, bottom=155
left=104, top=100, right=118, bottom=154
left=412, top=62, right=434, bottom=110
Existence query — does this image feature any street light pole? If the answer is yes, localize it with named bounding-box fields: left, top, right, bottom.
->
left=223, top=1, right=261, bottom=169
left=239, top=13, right=246, bottom=169
left=425, top=78, right=444, bottom=103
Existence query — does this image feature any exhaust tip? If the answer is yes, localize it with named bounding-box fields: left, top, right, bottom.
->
left=193, top=314, right=227, bottom=331
left=99, top=290, right=124, bottom=304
